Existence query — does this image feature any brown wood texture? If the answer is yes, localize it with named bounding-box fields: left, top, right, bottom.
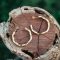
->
left=8, top=12, right=56, bottom=58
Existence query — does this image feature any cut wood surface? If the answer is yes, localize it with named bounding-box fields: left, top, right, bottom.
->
left=0, top=6, right=60, bottom=60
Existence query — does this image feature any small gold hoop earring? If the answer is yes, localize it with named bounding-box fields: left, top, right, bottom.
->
left=31, top=16, right=50, bottom=35
left=12, top=27, right=32, bottom=46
